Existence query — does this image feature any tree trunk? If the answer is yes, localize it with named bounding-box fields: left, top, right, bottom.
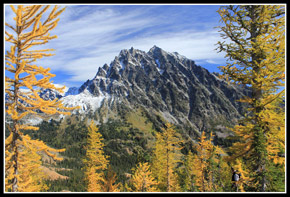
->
left=11, top=20, right=22, bottom=192
left=11, top=131, right=19, bottom=192
left=166, top=146, right=170, bottom=192
left=249, top=6, right=267, bottom=192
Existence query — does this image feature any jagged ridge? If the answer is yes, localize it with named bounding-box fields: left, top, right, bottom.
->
left=62, top=46, right=249, bottom=134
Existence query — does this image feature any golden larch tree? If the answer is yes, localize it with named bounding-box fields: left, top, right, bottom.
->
left=130, top=162, right=158, bottom=192
left=231, top=159, right=252, bottom=192
left=187, top=131, right=224, bottom=192
left=83, top=120, right=109, bottom=192
left=5, top=134, right=65, bottom=192
left=101, top=166, right=120, bottom=192
left=151, top=123, right=184, bottom=192
left=5, top=5, right=75, bottom=192
left=216, top=5, right=285, bottom=191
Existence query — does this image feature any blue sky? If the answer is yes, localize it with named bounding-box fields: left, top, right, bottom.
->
left=5, top=4, right=227, bottom=88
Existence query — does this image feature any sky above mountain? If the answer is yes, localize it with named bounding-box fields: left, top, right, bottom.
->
left=5, top=4, right=227, bottom=88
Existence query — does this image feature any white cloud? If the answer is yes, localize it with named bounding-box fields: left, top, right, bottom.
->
left=205, top=59, right=221, bottom=64
left=42, top=29, right=224, bottom=81
left=5, top=5, right=226, bottom=87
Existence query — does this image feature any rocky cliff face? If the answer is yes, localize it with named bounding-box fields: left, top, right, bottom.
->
left=72, top=46, right=250, bottom=134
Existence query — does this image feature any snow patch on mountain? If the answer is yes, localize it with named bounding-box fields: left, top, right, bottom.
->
left=155, top=59, right=164, bottom=75
left=25, top=116, right=43, bottom=125
left=60, top=89, right=106, bottom=114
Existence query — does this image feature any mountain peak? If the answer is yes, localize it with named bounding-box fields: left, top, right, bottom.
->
left=149, top=45, right=161, bottom=50
left=148, top=45, right=163, bottom=54
left=70, top=46, right=249, bottom=132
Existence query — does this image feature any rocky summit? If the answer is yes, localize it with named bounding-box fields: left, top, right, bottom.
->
left=60, top=46, right=250, bottom=136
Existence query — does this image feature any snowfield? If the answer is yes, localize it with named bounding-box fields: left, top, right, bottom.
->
left=60, top=89, right=106, bottom=114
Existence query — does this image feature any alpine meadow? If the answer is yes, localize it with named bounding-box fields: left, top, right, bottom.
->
left=4, top=4, right=285, bottom=193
